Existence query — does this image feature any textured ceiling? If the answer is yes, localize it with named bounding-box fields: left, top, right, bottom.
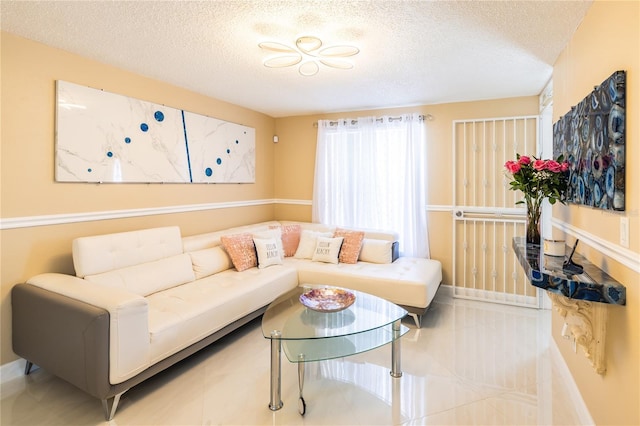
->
left=0, top=0, right=592, bottom=118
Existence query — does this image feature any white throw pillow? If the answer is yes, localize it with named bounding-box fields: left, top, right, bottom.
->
left=253, top=229, right=285, bottom=259
left=189, top=246, right=233, bottom=279
left=358, top=239, right=393, bottom=264
left=294, top=230, right=332, bottom=259
left=253, top=237, right=284, bottom=269
left=311, top=236, right=344, bottom=264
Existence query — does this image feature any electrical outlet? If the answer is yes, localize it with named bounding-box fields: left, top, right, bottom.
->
left=620, top=217, right=629, bottom=248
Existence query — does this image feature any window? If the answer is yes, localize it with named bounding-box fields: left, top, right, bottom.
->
left=312, top=113, right=429, bottom=257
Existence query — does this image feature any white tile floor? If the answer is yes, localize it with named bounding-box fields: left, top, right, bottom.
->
left=1, top=290, right=587, bottom=425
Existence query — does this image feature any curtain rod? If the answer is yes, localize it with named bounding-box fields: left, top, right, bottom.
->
left=313, top=114, right=433, bottom=127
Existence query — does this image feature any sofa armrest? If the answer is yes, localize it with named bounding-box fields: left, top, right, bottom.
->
left=23, top=273, right=151, bottom=384
left=12, top=282, right=112, bottom=398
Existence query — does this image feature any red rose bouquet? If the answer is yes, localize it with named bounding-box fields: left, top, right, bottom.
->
left=504, top=154, right=569, bottom=243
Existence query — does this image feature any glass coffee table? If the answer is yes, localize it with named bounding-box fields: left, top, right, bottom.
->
left=262, top=285, right=408, bottom=415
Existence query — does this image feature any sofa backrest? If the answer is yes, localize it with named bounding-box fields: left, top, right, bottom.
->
left=279, top=221, right=399, bottom=242
left=73, top=226, right=183, bottom=277
left=181, top=221, right=282, bottom=252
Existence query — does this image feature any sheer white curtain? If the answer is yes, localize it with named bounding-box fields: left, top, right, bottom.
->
left=312, top=113, right=429, bottom=258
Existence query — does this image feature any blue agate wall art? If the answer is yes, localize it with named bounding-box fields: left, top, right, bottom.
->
left=55, top=80, right=255, bottom=183
left=553, top=70, right=626, bottom=211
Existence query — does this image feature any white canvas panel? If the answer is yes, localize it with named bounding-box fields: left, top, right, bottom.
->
left=56, top=81, right=190, bottom=183
left=183, top=111, right=255, bottom=183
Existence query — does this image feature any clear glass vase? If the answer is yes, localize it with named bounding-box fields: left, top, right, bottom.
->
left=526, top=203, right=541, bottom=245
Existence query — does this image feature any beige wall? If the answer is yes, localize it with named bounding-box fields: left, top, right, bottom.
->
left=274, top=98, right=539, bottom=286
left=7, top=12, right=634, bottom=422
left=0, top=33, right=277, bottom=364
left=552, top=1, right=639, bottom=424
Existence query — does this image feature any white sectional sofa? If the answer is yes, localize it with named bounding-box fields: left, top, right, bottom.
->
left=11, top=220, right=441, bottom=420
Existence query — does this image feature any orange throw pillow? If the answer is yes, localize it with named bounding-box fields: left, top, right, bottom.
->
left=270, top=224, right=302, bottom=257
left=333, top=228, right=365, bottom=264
left=220, top=233, right=257, bottom=272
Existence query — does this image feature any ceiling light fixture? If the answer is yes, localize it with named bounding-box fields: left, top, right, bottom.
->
left=259, top=36, right=359, bottom=77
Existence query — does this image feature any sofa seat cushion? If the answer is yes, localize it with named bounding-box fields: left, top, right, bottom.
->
left=145, top=265, right=298, bottom=365
left=285, top=257, right=442, bottom=309
left=84, top=253, right=195, bottom=297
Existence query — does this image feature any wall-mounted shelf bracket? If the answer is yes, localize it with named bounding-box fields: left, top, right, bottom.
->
left=511, top=237, right=625, bottom=375
left=547, top=292, right=607, bottom=375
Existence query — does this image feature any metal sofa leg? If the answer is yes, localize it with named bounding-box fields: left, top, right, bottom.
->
left=24, top=361, right=33, bottom=375
left=102, top=390, right=126, bottom=421
left=408, top=313, right=422, bottom=328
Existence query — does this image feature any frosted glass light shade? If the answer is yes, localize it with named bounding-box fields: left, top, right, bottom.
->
left=259, top=35, right=359, bottom=76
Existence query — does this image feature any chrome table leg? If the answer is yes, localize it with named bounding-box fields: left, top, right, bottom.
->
left=391, top=319, right=403, bottom=378
left=269, top=330, right=283, bottom=411
left=297, top=354, right=306, bottom=415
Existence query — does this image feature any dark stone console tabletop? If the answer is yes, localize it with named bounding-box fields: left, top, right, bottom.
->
left=512, top=237, right=626, bottom=305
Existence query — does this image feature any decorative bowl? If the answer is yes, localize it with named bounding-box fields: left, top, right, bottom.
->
left=299, top=287, right=356, bottom=313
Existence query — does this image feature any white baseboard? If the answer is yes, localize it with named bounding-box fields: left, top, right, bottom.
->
left=436, top=283, right=454, bottom=297
left=549, top=338, right=595, bottom=426
left=0, top=358, right=28, bottom=384
left=452, top=285, right=538, bottom=308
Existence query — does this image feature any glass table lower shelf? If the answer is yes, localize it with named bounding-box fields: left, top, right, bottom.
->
left=262, top=285, right=409, bottom=415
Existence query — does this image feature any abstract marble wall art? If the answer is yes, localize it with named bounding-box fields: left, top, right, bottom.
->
left=553, top=70, right=626, bottom=211
left=183, top=111, right=255, bottom=183
left=55, top=81, right=255, bottom=183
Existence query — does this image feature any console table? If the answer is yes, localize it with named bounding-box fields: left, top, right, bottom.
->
left=512, top=237, right=626, bottom=374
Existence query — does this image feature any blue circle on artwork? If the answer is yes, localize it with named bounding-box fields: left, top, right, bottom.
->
left=600, top=88, right=611, bottom=109
left=595, top=115, right=603, bottom=130
left=107, top=151, right=113, bottom=157
left=609, top=78, right=618, bottom=101
left=605, top=167, right=615, bottom=197
left=205, top=167, right=213, bottom=177
left=216, top=158, right=222, bottom=165
left=580, top=120, right=589, bottom=142
left=88, top=168, right=92, bottom=173
left=154, top=111, right=165, bottom=122
left=577, top=177, right=585, bottom=203
left=609, top=106, right=624, bottom=139
left=140, top=123, right=149, bottom=132
left=593, top=182, right=602, bottom=204
left=125, top=137, right=131, bottom=144
left=595, top=132, right=604, bottom=151
left=585, top=149, right=593, bottom=173
left=226, top=149, right=231, bottom=154
left=235, top=140, right=239, bottom=144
